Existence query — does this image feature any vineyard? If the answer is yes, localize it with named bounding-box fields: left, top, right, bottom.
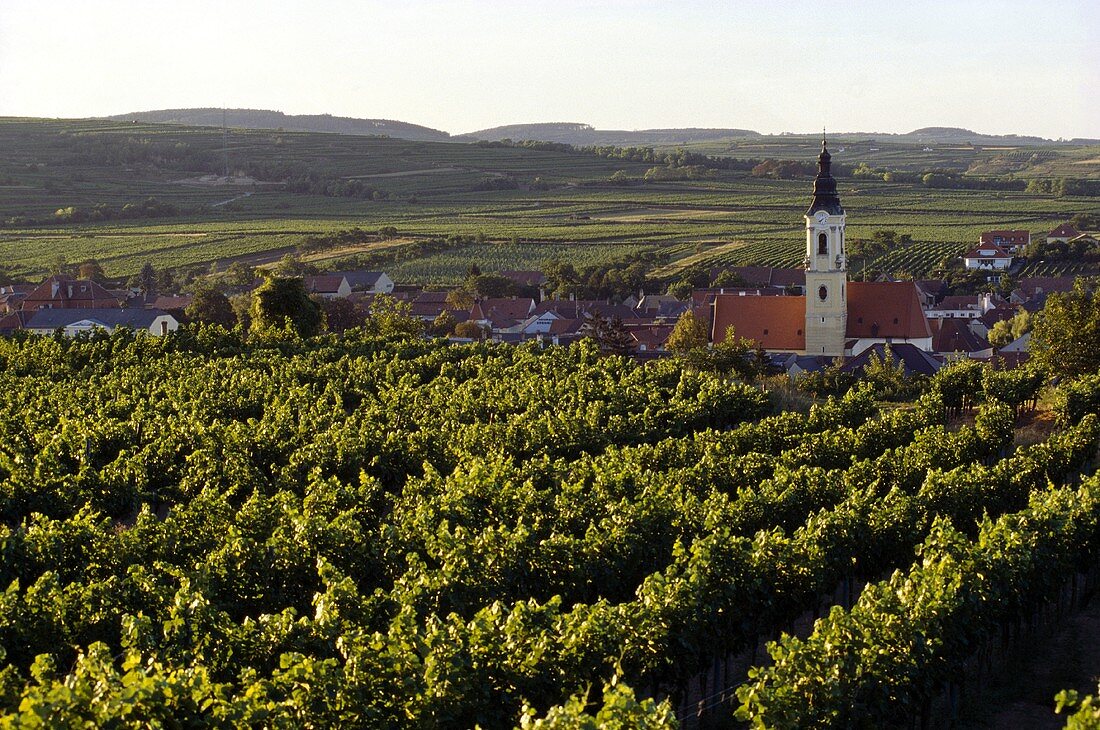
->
left=2, top=118, right=1099, bottom=282
left=0, top=329, right=1098, bottom=726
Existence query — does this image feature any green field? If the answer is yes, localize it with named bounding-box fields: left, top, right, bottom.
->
left=1, top=118, right=1098, bottom=283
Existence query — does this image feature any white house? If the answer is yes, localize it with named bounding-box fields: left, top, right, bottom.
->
left=340, top=271, right=395, bottom=294
left=25, top=308, right=179, bottom=337
left=962, top=244, right=1012, bottom=271
left=304, top=275, right=352, bottom=299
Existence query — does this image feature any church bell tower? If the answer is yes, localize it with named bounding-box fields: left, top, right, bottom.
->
left=804, top=137, right=847, bottom=357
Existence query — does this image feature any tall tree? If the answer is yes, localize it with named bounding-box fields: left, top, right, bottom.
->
left=666, top=310, right=709, bottom=354
left=138, top=262, right=158, bottom=295
left=185, top=286, right=236, bottom=327
left=1029, top=279, right=1100, bottom=377
left=320, top=297, right=364, bottom=333
left=250, top=277, right=322, bottom=337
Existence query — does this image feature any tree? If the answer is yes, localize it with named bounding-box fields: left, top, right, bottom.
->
left=713, top=270, right=748, bottom=288
left=666, top=310, right=709, bottom=354
left=364, top=294, right=423, bottom=338
left=1029, top=279, right=1100, bottom=377
left=666, top=280, right=693, bottom=300
left=466, top=273, right=517, bottom=298
left=454, top=320, right=486, bottom=339
left=185, top=286, right=236, bottom=327
left=250, top=277, right=323, bottom=337
left=445, top=289, right=475, bottom=311
left=862, top=345, right=916, bottom=400
left=987, top=309, right=1032, bottom=347
left=429, top=310, right=458, bottom=337
left=271, top=254, right=316, bottom=278
left=320, top=297, right=364, bottom=333
left=138, top=262, right=158, bottom=295
left=225, top=261, right=255, bottom=288
left=682, top=325, right=765, bottom=379
left=582, top=314, right=634, bottom=355
left=78, top=259, right=105, bottom=282
left=229, top=293, right=252, bottom=330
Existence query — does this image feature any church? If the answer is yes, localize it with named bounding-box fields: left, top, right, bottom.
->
left=711, top=139, right=931, bottom=357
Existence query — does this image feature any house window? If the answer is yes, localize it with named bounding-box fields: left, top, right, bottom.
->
left=818, top=233, right=828, bottom=255
left=818, top=285, right=828, bottom=301
left=763, top=329, right=769, bottom=335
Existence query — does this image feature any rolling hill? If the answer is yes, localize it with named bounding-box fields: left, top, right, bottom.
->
left=457, top=122, right=762, bottom=145
left=104, top=108, right=452, bottom=142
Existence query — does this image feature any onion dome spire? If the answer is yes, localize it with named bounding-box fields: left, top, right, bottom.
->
left=807, top=134, right=844, bottom=216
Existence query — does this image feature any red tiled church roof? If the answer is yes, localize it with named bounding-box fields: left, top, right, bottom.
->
left=711, top=281, right=930, bottom=351
left=846, top=281, right=931, bottom=340
left=711, top=295, right=806, bottom=351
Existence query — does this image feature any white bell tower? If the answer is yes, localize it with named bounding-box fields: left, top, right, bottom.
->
left=804, top=137, right=847, bottom=357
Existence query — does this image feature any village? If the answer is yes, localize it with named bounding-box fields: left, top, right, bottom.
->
left=1, top=142, right=1095, bottom=383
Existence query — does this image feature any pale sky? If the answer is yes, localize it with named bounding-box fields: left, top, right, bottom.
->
left=1, top=0, right=1097, bottom=139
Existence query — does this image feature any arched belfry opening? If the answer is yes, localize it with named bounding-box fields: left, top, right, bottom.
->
left=818, top=232, right=828, bottom=255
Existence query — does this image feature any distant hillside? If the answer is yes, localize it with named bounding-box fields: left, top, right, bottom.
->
left=104, top=108, right=451, bottom=142
left=905, top=127, right=1052, bottom=145
left=457, top=122, right=761, bottom=146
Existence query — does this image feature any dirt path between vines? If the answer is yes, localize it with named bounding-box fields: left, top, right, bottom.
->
left=960, top=596, right=1100, bottom=728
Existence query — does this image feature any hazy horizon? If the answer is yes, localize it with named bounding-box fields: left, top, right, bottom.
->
left=2, top=0, right=1097, bottom=140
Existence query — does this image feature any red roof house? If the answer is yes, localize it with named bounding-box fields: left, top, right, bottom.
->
left=21, top=276, right=121, bottom=311
left=1046, top=223, right=1080, bottom=243
left=979, top=230, right=1030, bottom=252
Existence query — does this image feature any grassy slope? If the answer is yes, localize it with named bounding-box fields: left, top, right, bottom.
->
left=1, top=118, right=1098, bottom=282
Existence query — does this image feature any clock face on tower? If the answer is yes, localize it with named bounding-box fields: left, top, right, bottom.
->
left=815, top=211, right=829, bottom=224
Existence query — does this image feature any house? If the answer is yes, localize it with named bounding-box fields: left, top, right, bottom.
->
left=962, top=244, right=1012, bottom=271
left=838, top=343, right=942, bottom=377
left=1010, top=276, right=1077, bottom=305
left=979, top=230, right=1031, bottom=253
left=913, top=279, right=948, bottom=308
left=930, top=318, right=993, bottom=360
left=23, top=308, right=179, bottom=337
left=304, top=275, right=352, bottom=299
left=627, top=324, right=674, bottom=353
left=1046, top=223, right=1080, bottom=244
left=925, top=295, right=984, bottom=319
left=21, top=276, right=121, bottom=311
left=338, top=271, right=394, bottom=294
left=710, top=295, right=807, bottom=352
left=147, top=294, right=193, bottom=313
left=0, top=284, right=34, bottom=313
left=0, top=309, right=32, bottom=335
left=470, top=298, right=536, bottom=333
left=844, top=282, right=933, bottom=355
left=522, top=300, right=640, bottom=335
left=408, top=291, right=453, bottom=321
left=636, top=294, right=680, bottom=313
